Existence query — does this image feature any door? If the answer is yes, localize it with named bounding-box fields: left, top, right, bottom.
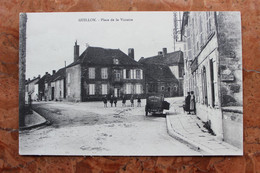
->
left=51, top=87, right=54, bottom=100
left=114, top=88, right=120, bottom=98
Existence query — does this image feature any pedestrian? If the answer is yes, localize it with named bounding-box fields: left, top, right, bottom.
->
left=130, top=95, right=134, bottom=107
left=110, top=95, right=114, bottom=107
left=114, top=97, right=117, bottom=107
left=185, top=92, right=191, bottom=114
left=190, top=91, right=196, bottom=114
left=103, top=95, right=107, bottom=108
left=122, top=95, right=126, bottom=107
left=137, top=96, right=141, bottom=107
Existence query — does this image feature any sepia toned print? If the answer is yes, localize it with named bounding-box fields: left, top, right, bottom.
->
left=19, top=12, right=243, bottom=156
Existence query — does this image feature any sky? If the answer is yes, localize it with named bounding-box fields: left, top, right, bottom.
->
left=26, top=12, right=182, bottom=79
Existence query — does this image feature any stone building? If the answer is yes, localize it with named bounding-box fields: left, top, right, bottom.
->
left=139, top=48, right=184, bottom=96
left=141, top=63, right=179, bottom=97
left=25, top=76, right=40, bottom=102
left=181, top=12, right=242, bottom=148
left=50, top=68, right=66, bottom=101
left=66, top=42, right=145, bottom=101
left=35, top=72, right=51, bottom=101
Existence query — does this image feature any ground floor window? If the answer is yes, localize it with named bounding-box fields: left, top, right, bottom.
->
left=126, top=83, right=132, bottom=94
left=101, top=84, right=108, bottom=95
left=135, top=84, right=142, bottom=94
left=89, top=84, right=95, bottom=95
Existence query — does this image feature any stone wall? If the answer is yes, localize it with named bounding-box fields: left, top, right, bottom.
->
left=217, top=12, right=243, bottom=107
left=66, top=64, right=81, bottom=102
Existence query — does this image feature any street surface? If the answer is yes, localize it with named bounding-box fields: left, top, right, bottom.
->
left=19, top=97, right=201, bottom=155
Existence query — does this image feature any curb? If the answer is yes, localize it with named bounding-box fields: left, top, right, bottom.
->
left=166, top=115, right=213, bottom=154
left=19, top=111, right=48, bottom=131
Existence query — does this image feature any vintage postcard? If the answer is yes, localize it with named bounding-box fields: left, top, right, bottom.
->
left=19, top=12, right=243, bottom=156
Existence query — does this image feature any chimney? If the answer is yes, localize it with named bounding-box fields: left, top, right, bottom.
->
left=162, top=48, right=167, bottom=57
left=74, top=40, right=80, bottom=62
left=45, top=72, right=48, bottom=75
left=52, top=70, right=56, bottom=75
left=38, top=75, right=41, bottom=78
left=158, top=51, right=163, bottom=55
left=33, top=76, right=36, bottom=79
left=128, top=48, right=134, bottom=59
left=28, top=78, right=30, bottom=81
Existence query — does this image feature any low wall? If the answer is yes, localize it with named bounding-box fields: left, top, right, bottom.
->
left=222, top=108, right=243, bottom=149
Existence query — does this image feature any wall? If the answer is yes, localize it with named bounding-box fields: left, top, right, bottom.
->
left=66, top=64, right=81, bottom=102
left=217, top=12, right=243, bottom=107
left=54, top=79, right=64, bottom=101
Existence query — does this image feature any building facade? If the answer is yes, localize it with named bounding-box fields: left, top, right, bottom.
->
left=181, top=12, right=243, bottom=148
left=25, top=76, right=40, bottom=103
left=139, top=48, right=184, bottom=96
left=66, top=42, right=145, bottom=101
left=142, top=63, right=179, bottom=97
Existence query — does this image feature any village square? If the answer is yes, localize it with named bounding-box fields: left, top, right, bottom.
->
left=19, top=12, right=243, bottom=155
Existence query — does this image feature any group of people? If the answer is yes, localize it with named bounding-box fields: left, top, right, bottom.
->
left=184, top=91, right=196, bottom=114
left=103, top=95, right=142, bottom=108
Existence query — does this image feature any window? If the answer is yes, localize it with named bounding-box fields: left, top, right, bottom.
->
left=126, top=84, right=132, bottom=94
left=136, top=70, right=141, bottom=79
left=161, top=86, right=165, bottom=91
left=126, top=69, right=130, bottom=79
left=67, top=73, right=71, bottom=83
left=113, top=58, right=119, bottom=65
left=89, top=68, right=95, bottom=79
left=101, top=84, right=108, bottom=95
left=89, top=84, right=95, bottom=95
left=101, top=68, right=108, bottom=79
left=114, top=70, right=120, bottom=79
left=135, top=84, right=142, bottom=94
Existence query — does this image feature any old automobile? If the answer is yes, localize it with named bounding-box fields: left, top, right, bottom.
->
left=145, top=95, right=170, bottom=116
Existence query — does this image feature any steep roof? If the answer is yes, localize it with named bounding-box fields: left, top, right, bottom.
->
left=35, top=73, right=52, bottom=85
left=50, top=67, right=66, bottom=82
left=67, top=46, right=142, bottom=68
left=144, top=64, right=178, bottom=83
left=25, top=77, right=40, bottom=85
left=139, top=51, right=183, bottom=66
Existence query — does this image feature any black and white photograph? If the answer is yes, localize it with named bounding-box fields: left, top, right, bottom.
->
left=19, top=11, right=243, bottom=156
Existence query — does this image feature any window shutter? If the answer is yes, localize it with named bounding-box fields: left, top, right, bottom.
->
left=133, top=69, right=136, bottom=79
left=130, top=70, right=133, bottom=79
left=123, top=69, right=126, bottom=79
left=140, top=69, right=143, bottom=79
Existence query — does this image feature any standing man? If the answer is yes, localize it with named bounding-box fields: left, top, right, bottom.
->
left=110, top=95, right=114, bottom=107
left=137, top=96, right=141, bottom=107
left=114, top=97, right=117, bottom=107
left=122, top=95, right=126, bottom=107
left=185, top=92, right=191, bottom=114
left=190, top=91, right=196, bottom=114
left=103, top=95, right=107, bottom=108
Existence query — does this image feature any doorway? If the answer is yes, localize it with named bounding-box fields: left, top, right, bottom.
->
left=114, top=88, right=120, bottom=98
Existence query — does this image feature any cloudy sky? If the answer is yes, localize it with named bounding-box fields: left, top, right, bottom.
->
left=26, top=12, right=182, bottom=79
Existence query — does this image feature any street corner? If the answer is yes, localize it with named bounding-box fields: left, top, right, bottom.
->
left=19, top=110, right=47, bottom=131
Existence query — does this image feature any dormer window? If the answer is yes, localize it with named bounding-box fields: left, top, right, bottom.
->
left=113, top=58, right=119, bottom=65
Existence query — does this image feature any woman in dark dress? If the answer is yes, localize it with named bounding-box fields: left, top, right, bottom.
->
left=185, top=92, right=191, bottom=114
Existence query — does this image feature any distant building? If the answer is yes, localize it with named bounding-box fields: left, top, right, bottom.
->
left=25, top=76, right=40, bottom=103
left=35, top=72, right=51, bottom=101
left=142, top=63, right=179, bottom=97
left=181, top=12, right=243, bottom=148
left=139, top=48, right=184, bottom=96
left=66, top=42, right=145, bottom=101
left=50, top=68, right=66, bottom=101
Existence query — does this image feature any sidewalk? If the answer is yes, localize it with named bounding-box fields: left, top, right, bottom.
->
left=166, top=112, right=242, bottom=155
left=20, top=110, right=47, bottom=130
